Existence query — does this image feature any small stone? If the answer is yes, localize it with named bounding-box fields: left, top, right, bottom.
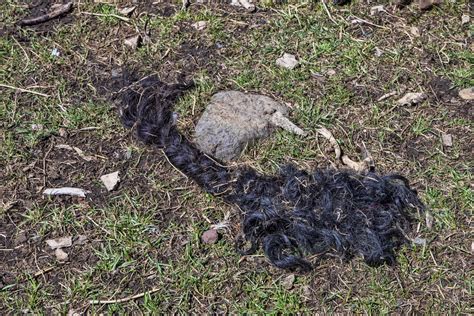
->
left=459, top=87, right=474, bottom=100
left=100, top=171, right=120, bottom=192
left=461, top=14, right=470, bottom=25
left=201, top=229, right=218, bottom=244
left=370, top=5, right=384, bottom=15
left=194, top=91, right=289, bottom=161
left=471, top=241, right=474, bottom=254
left=192, top=21, right=207, bottom=31
left=46, top=236, right=72, bottom=250
left=124, top=35, right=141, bottom=50
left=55, top=248, right=68, bottom=261
left=442, top=133, right=453, bottom=147
left=281, top=274, right=295, bottom=290
left=374, top=47, right=383, bottom=57
left=276, top=53, right=299, bottom=70
left=410, top=26, right=421, bottom=37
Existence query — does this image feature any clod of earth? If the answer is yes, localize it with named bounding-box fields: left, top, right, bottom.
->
left=276, top=53, right=299, bottom=70
left=46, top=236, right=72, bottom=250
left=202, top=229, right=218, bottom=244
left=397, top=92, right=427, bottom=106
left=100, top=171, right=120, bottom=192
left=195, top=91, right=301, bottom=161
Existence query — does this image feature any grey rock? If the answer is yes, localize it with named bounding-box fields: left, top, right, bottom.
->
left=195, top=91, right=288, bottom=161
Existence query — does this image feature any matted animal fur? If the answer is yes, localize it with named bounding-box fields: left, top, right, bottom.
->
left=117, top=75, right=424, bottom=271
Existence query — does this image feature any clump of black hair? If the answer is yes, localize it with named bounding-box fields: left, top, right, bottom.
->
left=118, top=75, right=424, bottom=271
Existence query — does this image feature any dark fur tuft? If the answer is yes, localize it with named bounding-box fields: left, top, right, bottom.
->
left=118, top=76, right=424, bottom=272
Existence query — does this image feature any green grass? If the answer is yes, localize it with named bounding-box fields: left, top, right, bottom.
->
left=1, top=0, right=472, bottom=314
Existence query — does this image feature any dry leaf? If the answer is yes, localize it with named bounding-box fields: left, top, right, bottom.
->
left=46, top=236, right=72, bottom=250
